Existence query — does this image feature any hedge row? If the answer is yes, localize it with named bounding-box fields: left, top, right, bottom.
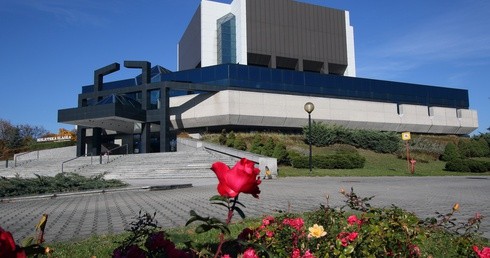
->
left=303, top=122, right=400, bottom=153
left=290, top=152, right=366, bottom=169
left=445, top=159, right=490, bottom=173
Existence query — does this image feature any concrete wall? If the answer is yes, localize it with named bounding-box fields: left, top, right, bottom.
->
left=177, top=137, right=278, bottom=178
left=169, top=90, right=478, bottom=134
left=178, top=5, right=202, bottom=70
left=344, top=11, right=356, bottom=76
left=178, top=0, right=355, bottom=75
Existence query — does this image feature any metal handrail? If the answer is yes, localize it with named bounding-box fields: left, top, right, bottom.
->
left=61, top=153, right=93, bottom=173
left=14, top=150, right=39, bottom=167
left=100, top=144, right=128, bottom=164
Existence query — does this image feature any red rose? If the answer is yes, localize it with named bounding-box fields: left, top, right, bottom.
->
left=348, top=232, right=358, bottom=241
left=211, top=158, right=261, bottom=198
left=474, top=245, right=490, bottom=258
left=347, top=215, right=362, bottom=226
left=283, top=217, right=304, bottom=231
left=0, top=227, right=26, bottom=258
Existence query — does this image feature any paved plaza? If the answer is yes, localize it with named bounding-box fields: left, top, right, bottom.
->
left=1, top=176, right=489, bottom=243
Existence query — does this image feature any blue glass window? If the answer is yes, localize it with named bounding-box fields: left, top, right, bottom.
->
left=217, top=13, right=236, bottom=64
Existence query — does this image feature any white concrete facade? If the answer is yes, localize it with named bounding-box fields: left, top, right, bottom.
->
left=344, top=11, right=356, bottom=77
left=179, top=0, right=248, bottom=70
left=169, top=90, right=478, bottom=135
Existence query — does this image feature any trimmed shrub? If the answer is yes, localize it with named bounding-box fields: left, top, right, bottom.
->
left=226, top=131, right=236, bottom=147
left=445, top=159, right=471, bottom=172
left=272, top=143, right=289, bottom=165
left=233, top=137, right=247, bottom=151
left=290, top=155, right=309, bottom=169
left=441, top=142, right=460, bottom=161
left=250, top=134, right=263, bottom=154
left=303, top=121, right=340, bottom=147
left=218, top=129, right=227, bottom=145
left=261, top=137, right=276, bottom=157
left=302, top=121, right=400, bottom=153
left=290, top=151, right=365, bottom=169
left=347, top=130, right=400, bottom=153
left=445, top=159, right=490, bottom=173
left=458, top=138, right=490, bottom=158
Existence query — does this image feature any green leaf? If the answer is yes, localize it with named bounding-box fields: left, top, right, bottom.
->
left=217, top=224, right=231, bottom=235
left=189, top=210, right=198, bottom=217
left=211, top=202, right=229, bottom=209
left=195, top=224, right=213, bottom=234
left=345, top=245, right=355, bottom=254
left=234, top=206, right=246, bottom=219
left=234, top=199, right=246, bottom=208
left=185, top=210, right=210, bottom=226
left=21, top=236, right=34, bottom=247
left=209, top=195, right=228, bottom=202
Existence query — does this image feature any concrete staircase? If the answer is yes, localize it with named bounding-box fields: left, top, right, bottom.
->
left=0, top=146, right=77, bottom=178
left=0, top=146, right=237, bottom=180
left=72, top=149, right=238, bottom=180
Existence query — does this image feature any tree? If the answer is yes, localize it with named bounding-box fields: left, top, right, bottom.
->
left=0, top=120, right=23, bottom=149
left=18, top=124, right=49, bottom=143
left=441, top=142, right=460, bottom=161
left=272, top=143, right=289, bottom=164
left=261, top=137, right=276, bottom=156
left=250, top=134, right=263, bottom=154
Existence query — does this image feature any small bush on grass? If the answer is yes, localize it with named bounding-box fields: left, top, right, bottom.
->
left=0, top=173, right=127, bottom=198
left=233, top=136, right=247, bottom=151
left=441, top=142, right=461, bottom=161
left=225, top=131, right=236, bottom=147
left=250, top=134, right=263, bottom=154
left=272, top=143, right=289, bottom=165
left=459, top=138, right=490, bottom=158
left=303, top=121, right=401, bottom=153
left=445, top=159, right=490, bottom=173
left=290, top=151, right=365, bottom=169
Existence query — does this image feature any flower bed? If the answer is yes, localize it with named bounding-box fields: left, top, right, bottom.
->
left=1, top=158, right=489, bottom=257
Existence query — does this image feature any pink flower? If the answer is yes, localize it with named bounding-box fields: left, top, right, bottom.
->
left=348, top=232, right=358, bottom=241
left=291, top=248, right=301, bottom=258
left=302, top=250, right=315, bottom=258
left=347, top=215, right=362, bottom=226
left=243, top=247, right=259, bottom=258
left=211, top=158, right=261, bottom=198
left=473, top=246, right=490, bottom=258
left=266, top=230, right=274, bottom=238
left=409, top=244, right=421, bottom=257
left=262, top=215, right=275, bottom=226
left=221, top=255, right=232, bottom=258
left=337, top=232, right=358, bottom=247
left=291, top=249, right=316, bottom=258
left=283, top=217, right=304, bottom=231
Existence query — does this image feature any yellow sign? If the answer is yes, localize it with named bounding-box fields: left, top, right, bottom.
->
left=401, top=132, right=411, bottom=141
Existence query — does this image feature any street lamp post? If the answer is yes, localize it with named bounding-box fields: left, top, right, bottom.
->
left=304, top=102, right=315, bottom=173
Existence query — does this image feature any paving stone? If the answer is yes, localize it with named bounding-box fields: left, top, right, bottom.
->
left=1, top=176, right=489, bottom=243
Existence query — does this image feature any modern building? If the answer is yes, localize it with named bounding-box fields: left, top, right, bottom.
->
left=58, top=0, right=478, bottom=156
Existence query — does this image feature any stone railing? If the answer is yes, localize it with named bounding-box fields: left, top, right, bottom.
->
left=177, top=138, right=277, bottom=178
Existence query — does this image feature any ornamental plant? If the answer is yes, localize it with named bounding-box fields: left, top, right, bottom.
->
left=108, top=158, right=489, bottom=258
left=186, top=158, right=261, bottom=257
left=0, top=214, right=52, bottom=257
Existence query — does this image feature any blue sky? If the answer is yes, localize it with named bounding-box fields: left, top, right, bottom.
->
left=1, top=0, right=489, bottom=135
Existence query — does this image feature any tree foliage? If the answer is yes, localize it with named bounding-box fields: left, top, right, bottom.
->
left=303, top=121, right=400, bottom=153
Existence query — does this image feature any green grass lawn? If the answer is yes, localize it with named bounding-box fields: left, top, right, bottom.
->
left=278, top=149, right=490, bottom=177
